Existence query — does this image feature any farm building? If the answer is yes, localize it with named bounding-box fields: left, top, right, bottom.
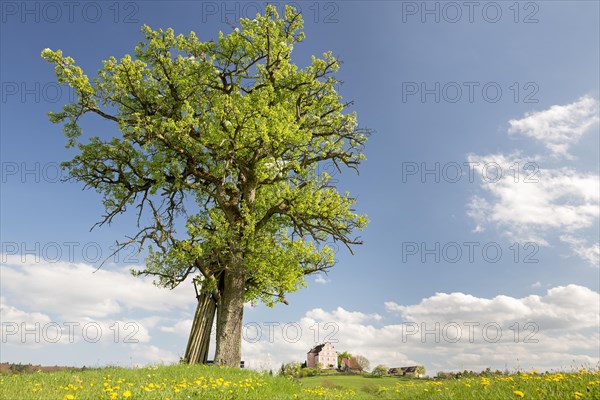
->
left=306, top=342, right=337, bottom=369
left=340, top=357, right=363, bottom=373
left=389, top=366, right=422, bottom=377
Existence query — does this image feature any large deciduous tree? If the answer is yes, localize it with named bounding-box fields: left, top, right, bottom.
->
left=42, top=5, right=369, bottom=367
left=355, top=355, right=370, bottom=372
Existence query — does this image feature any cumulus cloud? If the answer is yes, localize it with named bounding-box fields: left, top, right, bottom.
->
left=1, top=298, right=55, bottom=347
left=385, top=284, right=599, bottom=331
left=236, top=285, right=599, bottom=373
left=159, top=319, right=193, bottom=338
left=0, top=256, right=196, bottom=366
left=467, top=155, right=599, bottom=243
left=508, top=95, right=599, bottom=158
left=130, top=344, right=179, bottom=365
left=2, top=277, right=598, bottom=372
left=468, top=97, right=600, bottom=265
left=0, top=298, right=154, bottom=346
left=385, top=285, right=599, bottom=371
left=239, top=306, right=405, bottom=371
left=0, top=255, right=194, bottom=319
left=306, top=307, right=382, bottom=324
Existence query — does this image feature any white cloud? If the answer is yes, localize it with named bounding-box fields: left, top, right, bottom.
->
left=560, top=235, right=600, bottom=267
left=315, top=275, right=330, bottom=284
left=306, top=307, right=382, bottom=324
left=2, top=273, right=598, bottom=373
left=508, top=96, right=599, bottom=158
left=531, top=281, right=542, bottom=288
left=385, top=284, right=599, bottom=331
left=160, top=319, right=193, bottom=338
left=0, top=298, right=55, bottom=347
left=0, top=256, right=194, bottom=319
left=130, top=344, right=179, bottom=365
left=467, top=155, right=599, bottom=243
left=236, top=285, right=599, bottom=373
left=468, top=97, right=600, bottom=265
left=0, top=257, right=196, bottom=366
left=0, top=297, right=154, bottom=350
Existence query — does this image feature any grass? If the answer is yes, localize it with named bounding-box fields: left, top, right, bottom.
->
left=1, top=364, right=599, bottom=399
left=302, top=371, right=600, bottom=399
left=302, top=374, right=407, bottom=391
left=0, top=363, right=354, bottom=400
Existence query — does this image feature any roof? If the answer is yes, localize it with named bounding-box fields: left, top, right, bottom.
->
left=389, top=366, right=418, bottom=374
left=307, top=344, right=325, bottom=354
left=307, top=342, right=333, bottom=354
left=341, top=358, right=361, bottom=370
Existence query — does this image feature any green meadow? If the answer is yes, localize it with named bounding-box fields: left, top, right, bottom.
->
left=1, top=364, right=599, bottom=399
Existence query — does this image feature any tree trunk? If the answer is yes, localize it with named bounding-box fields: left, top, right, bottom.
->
left=214, top=267, right=246, bottom=367
left=183, top=290, right=216, bottom=364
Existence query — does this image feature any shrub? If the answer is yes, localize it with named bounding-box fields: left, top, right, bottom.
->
left=372, top=365, right=388, bottom=377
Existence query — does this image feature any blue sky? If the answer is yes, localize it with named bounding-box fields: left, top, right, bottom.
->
left=1, top=1, right=599, bottom=373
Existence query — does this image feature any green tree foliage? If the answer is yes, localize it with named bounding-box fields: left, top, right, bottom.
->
left=372, top=365, right=388, bottom=376
left=42, top=5, right=369, bottom=366
left=337, top=351, right=352, bottom=368
left=280, top=362, right=302, bottom=378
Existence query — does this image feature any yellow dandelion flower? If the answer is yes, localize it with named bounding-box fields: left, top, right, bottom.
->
left=514, top=390, right=525, bottom=397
